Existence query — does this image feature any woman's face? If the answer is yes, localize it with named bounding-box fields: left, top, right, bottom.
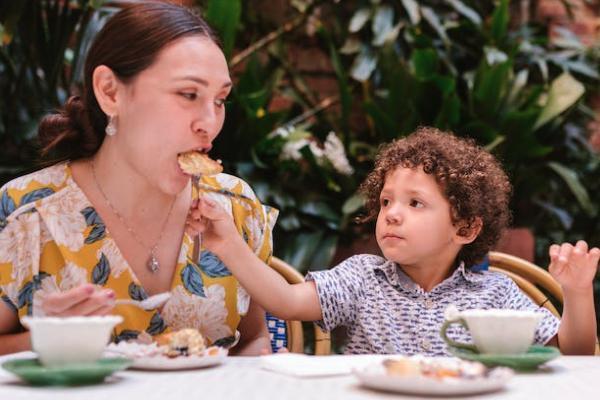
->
left=113, top=36, right=231, bottom=194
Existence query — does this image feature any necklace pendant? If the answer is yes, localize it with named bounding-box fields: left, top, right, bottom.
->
left=148, top=254, right=160, bottom=273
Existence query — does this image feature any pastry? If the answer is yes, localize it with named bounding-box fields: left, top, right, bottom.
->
left=178, top=151, right=223, bottom=175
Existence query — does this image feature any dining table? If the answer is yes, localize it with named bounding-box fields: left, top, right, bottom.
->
left=0, top=352, right=599, bottom=400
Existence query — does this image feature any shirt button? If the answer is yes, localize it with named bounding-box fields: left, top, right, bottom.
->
left=384, top=343, right=395, bottom=353
left=424, top=299, right=434, bottom=309
left=421, top=339, right=431, bottom=351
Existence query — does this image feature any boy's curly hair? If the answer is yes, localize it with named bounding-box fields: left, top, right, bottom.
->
left=359, top=127, right=512, bottom=267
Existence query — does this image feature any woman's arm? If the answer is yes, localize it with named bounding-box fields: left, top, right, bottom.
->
left=0, top=284, right=115, bottom=355
left=549, top=241, right=599, bottom=355
left=230, top=300, right=271, bottom=356
left=0, top=303, right=30, bottom=355
left=187, top=198, right=322, bottom=321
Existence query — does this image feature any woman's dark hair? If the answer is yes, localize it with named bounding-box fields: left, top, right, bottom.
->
left=38, top=2, right=220, bottom=161
left=359, top=127, right=512, bottom=267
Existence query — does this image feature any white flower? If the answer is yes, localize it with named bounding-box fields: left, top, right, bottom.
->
left=4, top=164, right=67, bottom=191
left=161, top=285, right=232, bottom=343
left=323, top=132, right=354, bottom=175
left=281, top=138, right=311, bottom=161
left=59, top=262, right=88, bottom=291
left=236, top=283, right=250, bottom=315
left=212, top=174, right=254, bottom=212
left=270, top=126, right=292, bottom=139
left=243, top=212, right=263, bottom=252
left=32, top=275, right=59, bottom=317
left=37, top=188, right=87, bottom=251
left=177, top=241, right=190, bottom=265
left=97, top=240, right=127, bottom=279
left=0, top=212, right=40, bottom=287
left=31, top=262, right=87, bottom=317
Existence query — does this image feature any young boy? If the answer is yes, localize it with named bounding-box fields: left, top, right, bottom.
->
left=188, top=127, right=599, bottom=355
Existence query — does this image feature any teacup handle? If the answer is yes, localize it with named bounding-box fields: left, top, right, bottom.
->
left=440, top=317, right=478, bottom=352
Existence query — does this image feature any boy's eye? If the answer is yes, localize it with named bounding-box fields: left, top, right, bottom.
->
left=410, top=199, right=424, bottom=208
left=380, top=198, right=390, bottom=207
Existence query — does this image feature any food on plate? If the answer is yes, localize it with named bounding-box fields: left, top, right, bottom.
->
left=383, top=357, right=487, bottom=380
left=178, top=151, right=223, bottom=175
left=156, top=328, right=207, bottom=357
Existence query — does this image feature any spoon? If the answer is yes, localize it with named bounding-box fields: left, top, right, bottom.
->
left=115, top=292, right=171, bottom=310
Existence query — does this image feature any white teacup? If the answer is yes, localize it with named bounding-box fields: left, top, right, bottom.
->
left=440, top=307, right=542, bottom=355
left=21, top=315, right=123, bottom=366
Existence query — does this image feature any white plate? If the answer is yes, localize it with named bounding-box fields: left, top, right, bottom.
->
left=130, top=349, right=227, bottom=370
left=105, top=342, right=228, bottom=371
left=353, top=363, right=513, bottom=396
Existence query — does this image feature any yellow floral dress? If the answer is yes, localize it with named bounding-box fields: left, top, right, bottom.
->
left=0, top=162, right=278, bottom=345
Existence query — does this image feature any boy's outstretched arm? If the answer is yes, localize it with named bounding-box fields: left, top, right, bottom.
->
left=548, top=241, right=599, bottom=355
left=187, top=197, right=323, bottom=322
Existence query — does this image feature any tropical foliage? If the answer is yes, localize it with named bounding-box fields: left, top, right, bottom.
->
left=1, top=1, right=598, bottom=278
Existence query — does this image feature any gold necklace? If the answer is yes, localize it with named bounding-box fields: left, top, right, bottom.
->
left=91, top=161, right=176, bottom=273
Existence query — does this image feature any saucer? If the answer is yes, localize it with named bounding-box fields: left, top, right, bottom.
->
left=2, top=357, right=132, bottom=386
left=448, top=345, right=560, bottom=370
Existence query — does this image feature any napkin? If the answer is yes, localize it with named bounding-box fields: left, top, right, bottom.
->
left=260, top=353, right=383, bottom=378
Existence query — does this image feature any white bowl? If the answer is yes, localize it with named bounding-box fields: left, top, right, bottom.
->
left=21, top=315, right=123, bottom=366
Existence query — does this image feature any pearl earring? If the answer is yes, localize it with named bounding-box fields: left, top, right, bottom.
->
left=105, top=115, right=117, bottom=136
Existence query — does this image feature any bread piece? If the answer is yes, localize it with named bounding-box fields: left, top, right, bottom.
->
left=158, top=328, right=206, bottom=357
left=178, top=152, right=223, bottom=175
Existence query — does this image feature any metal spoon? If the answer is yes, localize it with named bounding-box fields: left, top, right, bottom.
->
left=115, top=292, right=171, bottom=310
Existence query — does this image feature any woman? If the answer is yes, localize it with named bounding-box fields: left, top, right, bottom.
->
left=0, top=2, right=276, bottom=355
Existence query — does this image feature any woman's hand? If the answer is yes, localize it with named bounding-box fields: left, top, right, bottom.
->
left=40, top=283, right=115, bottom=317
left=185, top=197, right=244, bottom=256
left=549, top=240, right=600, bottom=294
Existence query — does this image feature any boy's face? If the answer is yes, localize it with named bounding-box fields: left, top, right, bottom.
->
left=375, top=166, right=465, bottom=267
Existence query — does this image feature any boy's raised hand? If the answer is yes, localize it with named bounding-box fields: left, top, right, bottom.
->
left=549, top=241, right=600, bottom=292
left=186, top=197, right=243, bottom=256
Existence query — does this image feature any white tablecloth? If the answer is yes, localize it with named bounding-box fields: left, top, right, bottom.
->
left=1, top=352, right=599, bottom=400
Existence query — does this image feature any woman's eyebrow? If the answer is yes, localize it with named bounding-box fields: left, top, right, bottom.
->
left=174, top=75, right=233, bottom=89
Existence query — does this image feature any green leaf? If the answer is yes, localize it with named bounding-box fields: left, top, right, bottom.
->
left=490, top=0, right=509, bottom=44
left=401, top=0, right=421, bottom=25
left=372, top=5, right=394, bottom=46
left=445, top=0, right=482, bottom=26
left=349, top=8, right=371, bottom=32
left=350, top=47, right=377, bottom=82
left=342, top=193, right=365, bottom=215
left=299, top=200, right=340, bottom=221
left=547, top=162, right=596, bottom=217
left=363, top=100, right=399, bottom=138
left=507, top=69, right=529, bottom=104
left=421, top=6, right=449, bottom=44
left=309, top=233, right=339, bottom=270
left=90, top=0, right=107, bottom=8
left=280, top=231, right=324, bottom=270
left=534, top=73, right=584, bottom=129
left=411, top=48, right=438, bottom=80
left=483, top=135, right=506, bottom=152
left=484, top=46, right=508, bottom=65
left=473, top=61, right=512, bottom=119
left=434, top=93, right=460, bottom=127
left=205, top=0, right=241, bottom=58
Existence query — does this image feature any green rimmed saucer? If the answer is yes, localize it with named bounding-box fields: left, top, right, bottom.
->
left=2, top=357, right=132, bottom=386
left=449, top=345, right=560, bottom=370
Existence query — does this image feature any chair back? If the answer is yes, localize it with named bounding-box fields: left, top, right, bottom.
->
left=266, top=257, right=331, bottom=355
left=488, top=251, right=599, bottom=355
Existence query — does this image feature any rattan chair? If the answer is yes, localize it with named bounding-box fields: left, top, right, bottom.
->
left=488, top=251, right=599, bottom=355
left=266, top=257, right=331, bottom=355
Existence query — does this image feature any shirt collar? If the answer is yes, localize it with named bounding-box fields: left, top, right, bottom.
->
left=373, top=259, right=487, bottom=293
